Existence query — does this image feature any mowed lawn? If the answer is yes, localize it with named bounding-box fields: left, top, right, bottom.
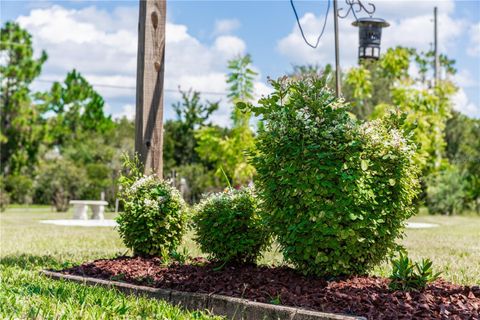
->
left=1, top=207, right=479, bottom=319
left=0, top=207, right=221, bottom=320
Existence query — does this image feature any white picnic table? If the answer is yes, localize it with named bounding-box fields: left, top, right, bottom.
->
left=69, top=200, right=108, bottom=220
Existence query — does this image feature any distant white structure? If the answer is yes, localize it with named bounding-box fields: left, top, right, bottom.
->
left=40, top=219, right=117, bottom=227
left=406, top=222, right=439, bottom=229
left=179, top=177, right=190, bottom=201
left=69, top=200, right=108, bottom=220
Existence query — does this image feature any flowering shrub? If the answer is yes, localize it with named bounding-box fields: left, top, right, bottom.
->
left=247, top=76, right=419, bottom=276
left=193, top=186, right=270, bottom=264
left=117, top=164, right=188, bottom=257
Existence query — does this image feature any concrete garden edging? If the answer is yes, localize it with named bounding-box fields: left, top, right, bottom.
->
left=41, top=270, right=366, bottom=320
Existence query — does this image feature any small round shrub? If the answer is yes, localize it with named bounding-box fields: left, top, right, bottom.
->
left=193, top=186, right=270, bottom=264
left=250, top=76, right=420, bottom=276
left=117, top=175, right=188, bottom=256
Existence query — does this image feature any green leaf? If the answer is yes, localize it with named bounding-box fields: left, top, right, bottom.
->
left=360, top=159, right=370, bottom=171
left=236, top=101, right=248, bottom=110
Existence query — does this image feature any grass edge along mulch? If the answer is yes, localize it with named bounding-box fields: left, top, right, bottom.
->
left=60, top=256, right=480, bottom=320
left=0, top=259, right=221, bottom=320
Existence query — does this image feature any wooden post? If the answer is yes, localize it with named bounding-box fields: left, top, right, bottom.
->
left=135, top=0, right=166, bottom=177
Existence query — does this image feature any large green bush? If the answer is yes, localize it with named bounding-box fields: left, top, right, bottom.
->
left=426, top=164, right=466, bottom=215
left=193, top=186, right=270, bottom=264
left=5, top=174, right=33, bottom=204
left=34, top=158, right=87, bottom=212
left=117, top=173, right=188, bottom=257
left=248, top=76, right=420, bottom=276
left=0, top=176, right=10, bottom=212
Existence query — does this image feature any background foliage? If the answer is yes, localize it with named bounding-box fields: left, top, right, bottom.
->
left=1, top=21, right=478, bottom=216
left=195, top=54, right=257, bottom=187
left=343, top=47, right=479, bottom=214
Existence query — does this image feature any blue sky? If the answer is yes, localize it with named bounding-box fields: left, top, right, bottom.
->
left=1, top=0, right=479, bottom=125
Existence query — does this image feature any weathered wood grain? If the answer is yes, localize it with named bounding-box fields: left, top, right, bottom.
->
left=135, top=0, right=166, bottom=177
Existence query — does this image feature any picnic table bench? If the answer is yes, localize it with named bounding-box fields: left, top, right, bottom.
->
left=69, top=200, right=108, bottom=220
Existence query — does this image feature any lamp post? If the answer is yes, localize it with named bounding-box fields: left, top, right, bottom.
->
left=352, top=17, right=389, bottom=61
left=290, top=0, right=389, bottom=98
left=334, top=0, right=389, bottom=97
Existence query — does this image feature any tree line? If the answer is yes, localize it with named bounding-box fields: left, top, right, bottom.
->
left=1, top=21, right=478, bottom=214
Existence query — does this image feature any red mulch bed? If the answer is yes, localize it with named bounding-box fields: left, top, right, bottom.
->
left=61, top=256, right=479, bottom=319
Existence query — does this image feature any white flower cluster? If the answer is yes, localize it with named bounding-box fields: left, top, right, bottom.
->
left=295, top=107, right=312, bottom=122
left=197, top=186, right=255, bottom=209
left=143, top=198, right=159, bottom=210
left=127, top=176, right=185, bottom=209
left=128, top=174, right=155, bottom=194
left=389, top=129, right=407, bottom=149
left=359, top=121, right=414, bottom=155
left=360, top=120, right=382, bottom=142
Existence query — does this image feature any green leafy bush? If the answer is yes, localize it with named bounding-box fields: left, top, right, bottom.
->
left=426, top=164, right=466, bottom=215
left=389, top=254, right=441, bottom=291
left=249, top=76, right=420, bottom=276
left=0, top=176, right=10, bottom=212
left=34, top=159, right=87, bottom=212
left=117, top=158, right=188, bottom=257
left=5, top=174, right=33, bottom=204
left=193, top=186, right=270, bottom=264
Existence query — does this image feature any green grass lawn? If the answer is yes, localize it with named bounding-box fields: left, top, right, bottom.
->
left=374, top=214, right=480, bottom=285
left=0, top=207, right=221, bottom=320
left=1, top=207, right=479, bottom=319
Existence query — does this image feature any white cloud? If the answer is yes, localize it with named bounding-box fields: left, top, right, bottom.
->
left=115, top=104, right=136, bottom=120
left=254, top=81, right=272, bottom=101
left=382, top=13, right=464, bottom=53
left=277, top=12, right=357, bottom=67
left=454, top=69, right=478, bottom=88
left=213, top=35, right=246, bottom=56
left=452, top=88, right=480, bottom=118
left=213, top=19, right=241, bottom=35
left=26, top=0, right=55, bottom=10
left=17, top=5, right=265, bottom=127
left=373, top=0, right=455, bottom=19
left=17, top=5, right=137, bottom=77
left=467, top=22, right=480, bottom=57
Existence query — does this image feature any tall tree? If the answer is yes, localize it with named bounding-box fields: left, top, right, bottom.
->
left=34, top=70, right=116, bottom=203
left=343, top=47, right=411, bottom=120
left=227, top=54, right=257, bottom=126
left=196, top=54, right=258, bottom=186
left=36, top=70, right=113, bottom=148
left=445, top=112, right=480, bottom=212
left=163, top=88, right=218, bottom=170
left=0, top=22, right=47, bottom=175
left=345, top=47, right=457, bottom=175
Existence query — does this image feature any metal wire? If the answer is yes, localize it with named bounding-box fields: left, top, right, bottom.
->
left=289, top=0, right=377, bottom=49
left=337, top=0, right=376, bottom=20
left=290, top=0, right=331, bottom=49
left=35, top=79, right=228, bottom=96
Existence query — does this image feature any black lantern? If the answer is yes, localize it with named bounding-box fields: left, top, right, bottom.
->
left=352, top=17, right=389, bottom=60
